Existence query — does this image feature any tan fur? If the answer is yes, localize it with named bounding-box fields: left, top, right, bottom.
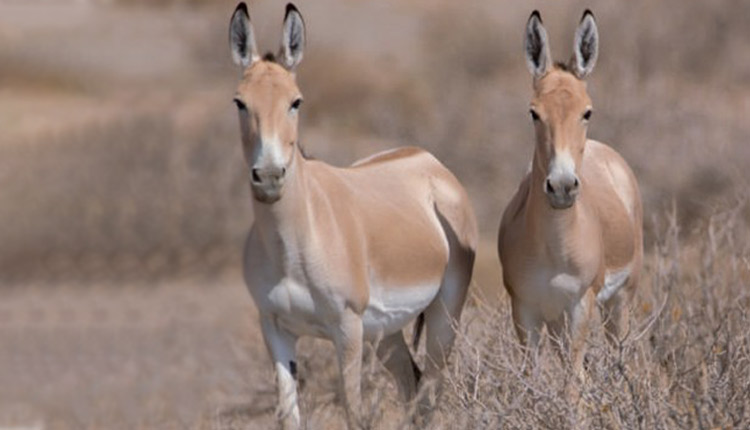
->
left=232, top=11, right=477, bottom=428
left=498, top=65, right=643, bottom=367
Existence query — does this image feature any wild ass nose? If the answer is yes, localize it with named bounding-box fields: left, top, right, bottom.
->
left=544, top=174, right=580, bottom=209
left=251, top=166, right=286, bottom=185
left=250, top=165, right=287, bottom=204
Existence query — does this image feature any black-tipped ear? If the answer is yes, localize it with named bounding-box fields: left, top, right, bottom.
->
left=573, top=10, right=598, bottom=78
left=281, top=3, right=306, bottom=71
left=229, top=2, right=259, bottom=67
left=525, top=10, right=551, bottom=78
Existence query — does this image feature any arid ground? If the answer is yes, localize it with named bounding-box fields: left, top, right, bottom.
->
left=1, top=0, right=749, bottom=428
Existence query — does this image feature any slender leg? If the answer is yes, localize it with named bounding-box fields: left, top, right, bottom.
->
left=376, top=331, right=420, bottom=401
left=511, top=297, right=544, bottom=370
left=568, top=289, right=595, bottom=378
left=545, top=289, right=596, bottom=423
left=260, top=317, right=300, bottom=430
left=567, top=290, right=596, bottom=428
left=418, top=255, right=472, bottom=423
left=601, top=288, right=631, bottom=345
left=333, top=307, right=364, bottom=429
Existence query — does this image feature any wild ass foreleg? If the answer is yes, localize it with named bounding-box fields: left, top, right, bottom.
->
left=261, top=317, right=300, bottom=430
left=568, top=289, right=595, bottom=378
left=547, top=289, right=595, bottom=379
left=511, top=297, right=544, bottom=371
left=333, top=307, right=364, bottom=429
left=547, top=290, right=596, bottom=430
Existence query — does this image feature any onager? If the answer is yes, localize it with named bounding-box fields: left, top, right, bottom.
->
left=498, top=10, right=643, bottom=370
left=228, top=3, right=477, bottom=428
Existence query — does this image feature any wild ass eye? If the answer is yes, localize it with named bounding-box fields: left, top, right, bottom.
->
left=233, top=97, right=247, bottom=111
left=529, top=109, right=540, bottom=121
left=582, top=109, right=593, bottom=121
left=290, top=98, right=303, bottom=112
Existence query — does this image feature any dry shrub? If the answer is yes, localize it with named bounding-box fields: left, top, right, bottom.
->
left=276, top=203, right=750, bottom=429
left=434, top=201, right=750, bottom=429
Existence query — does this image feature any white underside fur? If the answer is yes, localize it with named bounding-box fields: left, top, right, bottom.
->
left=362, top=281, right=440, bottom=339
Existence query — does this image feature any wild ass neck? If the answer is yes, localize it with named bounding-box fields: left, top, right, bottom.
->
left=527, top=152, right=584, bottom=248
left=252, top=147, right=312, bottom=259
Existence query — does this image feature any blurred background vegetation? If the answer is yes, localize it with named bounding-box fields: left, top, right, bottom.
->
left=0, top=0, right=749, bottom=428
left=2, top=0, right=749, bottom=286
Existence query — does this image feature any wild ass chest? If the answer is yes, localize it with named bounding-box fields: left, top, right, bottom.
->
left=510, top=221, right=603, bottom=322
left=244, top=226, right=355, bottom=339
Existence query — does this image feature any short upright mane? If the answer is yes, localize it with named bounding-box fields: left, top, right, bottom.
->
left=263, top=52, right=277, bottom=63
left=555, top=61, right=574, bottom=74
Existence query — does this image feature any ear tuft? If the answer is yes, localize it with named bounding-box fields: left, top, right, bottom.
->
left=281, top=3, right=306, bottom=71
left=285, top=3, right=300, bottom=19
left=524, top=10, right=551, bottom=78
left=229, top=2, right=258, bottom=67
left=573, top=10, right=598, bottom=78
left=530, top=10, right=542, bottom=24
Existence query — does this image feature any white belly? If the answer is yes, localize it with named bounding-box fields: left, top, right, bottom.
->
left=361, top=281, right=440, bottom=339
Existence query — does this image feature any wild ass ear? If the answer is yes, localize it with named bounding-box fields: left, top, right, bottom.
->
left=525, top=11, right=551, bottom=78
left=229, top=2, right=259, bottom=67
left=573, top=10, right=599, bottom=78
left=281, top=3, right=306, bottom=71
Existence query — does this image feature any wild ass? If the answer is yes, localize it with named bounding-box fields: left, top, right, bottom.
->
left=228, top=3, right=477, bottom=428
left=498, top=10, right=643, bottom=370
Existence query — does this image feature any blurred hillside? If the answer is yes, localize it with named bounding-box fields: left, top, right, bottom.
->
left=1, top=0, right=749, bottom=285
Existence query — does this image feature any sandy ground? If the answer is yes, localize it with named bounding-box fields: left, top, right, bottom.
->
left=0, top=268, right=453, bottom=429
left=0, top=273, right=285, bottom=429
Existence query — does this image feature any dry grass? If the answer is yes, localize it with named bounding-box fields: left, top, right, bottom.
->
left=435, top=203, right=750, bottom=429
left=1, top=0, right=749, bottom=428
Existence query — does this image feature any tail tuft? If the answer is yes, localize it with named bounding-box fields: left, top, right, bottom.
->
left=412, top=312, right=425, bottom=351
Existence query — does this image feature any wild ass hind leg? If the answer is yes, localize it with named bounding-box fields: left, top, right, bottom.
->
left=417, top=247, right=473, bottom=424
left=376, top=331, right=420, bottom=402
left=260, top=317, right=301, bottom=430
left=333, top=307, right=364, bottom=429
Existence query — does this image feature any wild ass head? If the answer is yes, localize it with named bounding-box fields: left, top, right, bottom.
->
left=524, top=10, right=599, bottom=209
left=229, top=3, right=306, bottom=204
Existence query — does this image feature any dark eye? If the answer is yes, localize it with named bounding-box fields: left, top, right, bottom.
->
left=233, top=98, right=247, bottom=111
left=290, top=98, right=303, bottom=111
left=583, top=109, right=592, bottom=121
left=530, top=109, right=540, bottom=121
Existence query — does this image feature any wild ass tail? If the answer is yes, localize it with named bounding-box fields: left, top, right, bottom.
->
left=412, top=312, right=425, bottom=351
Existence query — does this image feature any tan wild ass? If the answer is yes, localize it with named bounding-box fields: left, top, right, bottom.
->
left=498, top=10, right=643, bottom=370
left=228, top=3, right=477, bottom=428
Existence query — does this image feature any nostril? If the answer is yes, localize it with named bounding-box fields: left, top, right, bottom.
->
left=251, top=169, right=261, bottom=183
left=281, top=167, right=286, bottom=177
left=573, top=177, right=580, bottom=189
left=545, top=179, right=554, bottom=194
